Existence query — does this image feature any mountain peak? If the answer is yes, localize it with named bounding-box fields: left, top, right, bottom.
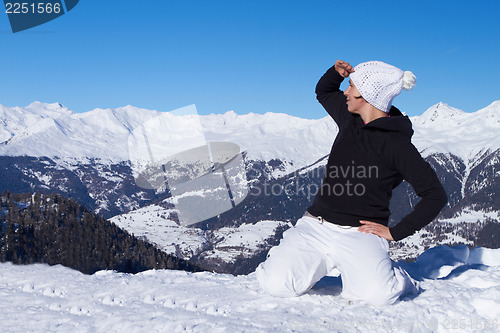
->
left=476, top=100, right=500, bottom=119
left=413, top=102, right=467, bottom=126
left=24, top=101, right=73, bottom=118
left=427, top=102, right=466, bottom=115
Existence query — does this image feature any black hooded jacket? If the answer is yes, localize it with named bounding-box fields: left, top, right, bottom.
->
left=307, top=66, right=448, bottom=241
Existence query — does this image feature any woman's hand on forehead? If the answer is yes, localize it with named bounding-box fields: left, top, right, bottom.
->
left=335, top=60, right=354, bottom=78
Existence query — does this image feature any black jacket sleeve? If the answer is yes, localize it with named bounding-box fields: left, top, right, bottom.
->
left=316, top=66, right=351, bottom=127
left=389, top=141, right=448, bottom=241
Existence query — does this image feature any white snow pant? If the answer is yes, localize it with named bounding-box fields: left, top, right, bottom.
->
left=256, top=215, right=418, bottom=306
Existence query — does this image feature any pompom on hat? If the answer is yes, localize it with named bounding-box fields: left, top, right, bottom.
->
left=350, top=61, right=416, bottom=113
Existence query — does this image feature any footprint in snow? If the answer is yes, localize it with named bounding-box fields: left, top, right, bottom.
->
left=185, top=301, right=198, bottom=311
left=143, top=294, right=157, bottom=304
left=163, top=297, right=176, bottom=308
left=101, top=294, right=125, bottom=306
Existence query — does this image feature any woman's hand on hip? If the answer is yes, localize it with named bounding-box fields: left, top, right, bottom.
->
left=359, top=220, right=395, bottom=241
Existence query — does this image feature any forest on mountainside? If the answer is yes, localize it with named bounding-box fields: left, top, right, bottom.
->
left=0, top=191, right=202, bottom=274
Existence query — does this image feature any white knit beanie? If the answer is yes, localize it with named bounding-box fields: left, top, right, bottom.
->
left=350, top=61, right=416, bottom=113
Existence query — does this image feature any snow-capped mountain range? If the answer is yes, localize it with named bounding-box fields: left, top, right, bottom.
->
left=1, top=100, right=499, bottom=271
left=412, top=101, right=500, bottom=162
left=0, top=102, right=333, bottom=177
left=2, top=100, right=499, bottom=175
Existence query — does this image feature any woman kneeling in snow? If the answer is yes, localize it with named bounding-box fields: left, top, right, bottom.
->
left=256, top=59, right=448, bottom=306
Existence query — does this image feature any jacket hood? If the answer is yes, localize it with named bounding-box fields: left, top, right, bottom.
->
left=362, top=106, right=414, bottom=137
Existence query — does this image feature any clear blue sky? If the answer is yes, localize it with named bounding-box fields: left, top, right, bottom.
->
left=1, top=0, right=499, bottom=118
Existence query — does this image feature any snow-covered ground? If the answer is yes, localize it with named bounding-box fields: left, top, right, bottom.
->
left=110, top=205, right=209, bottom=259
left=1, top=246, right=499, bottom=333
left=389, top=226, right=475, bottom=262
left=204, top=220, right=290, bottom=262
left=440, top=210, right=500, bottom=224
left=110, top=205, right=287, bottom=262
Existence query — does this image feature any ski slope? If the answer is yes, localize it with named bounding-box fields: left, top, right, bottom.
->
left=1, top=246, right=499, bottom=332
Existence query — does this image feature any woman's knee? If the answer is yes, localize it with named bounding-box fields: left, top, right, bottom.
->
left=255, top=218, right=330, bottom=297
left=342, top=269, right=414, bottom=306
left=256, top=263, right=304, bottom=297
left=255, top=248, right=327, bottom=298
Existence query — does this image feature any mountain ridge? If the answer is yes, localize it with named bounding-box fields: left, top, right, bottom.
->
left=1, top=100, right=499, bottom=174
